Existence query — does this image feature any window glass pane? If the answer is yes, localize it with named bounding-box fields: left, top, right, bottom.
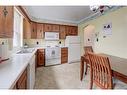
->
left=13, top=8, right=23, bottom=48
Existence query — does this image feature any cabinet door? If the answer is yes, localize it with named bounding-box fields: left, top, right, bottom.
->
left=71, top=26, right=78, bottom=35
left=37, top=49, right=45, bottom=66
left=31, top=22, right=37, bottom=39
left=66, top=26, right=71, bottom=36
left=52, top=24, right=60, bottom=32
left=66, top=26, right=78, bottom=36
left=0, top=6, right=13, bottom=38
left=37, top=23, right=44, bottom=39
left=0, top=6, right=4, bottom=37
left=59, top=25, right=66, bottom=39
left=23, top=18, right=31, bottom=39
left=5, top=6, right=14, bottom=38
left=43, top=24, right=52, bottom=32
left=17, top=69, right=27, bottom=89
left=61, top=48, right=68, bottom=64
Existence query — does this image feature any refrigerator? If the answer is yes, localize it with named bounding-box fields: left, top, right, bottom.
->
left=65, top=36, right=81, bottom=63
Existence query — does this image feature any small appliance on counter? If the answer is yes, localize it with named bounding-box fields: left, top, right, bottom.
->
left=0, top=42, right=9, bottom=62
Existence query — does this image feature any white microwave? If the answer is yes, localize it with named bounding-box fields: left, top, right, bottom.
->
left=45, top=32, right=59, bottom=40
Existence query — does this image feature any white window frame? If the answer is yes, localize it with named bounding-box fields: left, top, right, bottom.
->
left=13, top=7, right=24, bottom=50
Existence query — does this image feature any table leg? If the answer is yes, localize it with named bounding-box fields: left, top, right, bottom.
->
left=80, top=56, right=84, bottom=81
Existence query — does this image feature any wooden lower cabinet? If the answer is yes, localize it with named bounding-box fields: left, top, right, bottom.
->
left=61, top=47, right=68, bottom=64
left=13, top=68, right=27, bottom=89
left=37, top=49, right=45, bottom=67
left=17, top=68, right=27, bottom=89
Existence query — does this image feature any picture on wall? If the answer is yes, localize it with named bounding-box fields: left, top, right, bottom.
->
left=103, top=22, right=112, bottom=35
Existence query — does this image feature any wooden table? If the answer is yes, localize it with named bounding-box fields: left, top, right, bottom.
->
left=80, top=54, right=127, bottom=84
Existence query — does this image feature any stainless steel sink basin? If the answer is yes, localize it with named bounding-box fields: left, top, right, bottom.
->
left=17, top=48, right=35, bottom=54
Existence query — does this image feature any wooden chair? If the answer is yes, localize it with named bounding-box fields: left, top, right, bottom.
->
left=80, top=46, right=93, bottom=81
left=84, top=46, right=93, bottom=75
left=88, top=52, right=113, bottom=89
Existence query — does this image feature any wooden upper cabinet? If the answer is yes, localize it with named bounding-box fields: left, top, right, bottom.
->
left=0, top=6, right=13, bottom=38
left=43, top=23, right=60, bottom=32
left=43, top=24, right=52, bottom=32
left=71, top=26, right=78, bottom=35
left=66, top=26, right=71, bottom=36
left=37, top=23, right=44, bottom=39
left=23, top=18, right=31, bottom=39
left=59, top=25, right=66, bottom=39
left=52, top=24, right=60, bottom=32
left=66, top=26, right=78, bottom=36
left=31, top=22, right=37, bottom=39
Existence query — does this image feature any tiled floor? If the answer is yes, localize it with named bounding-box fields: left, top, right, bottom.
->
left=34, top=62, right=127, bottom=89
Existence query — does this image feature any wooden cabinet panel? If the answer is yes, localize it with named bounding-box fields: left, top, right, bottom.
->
left=0, top=6, right=4, bottom=37
left=66, top=26, right=71, bottom=36
left=0, top=6, right=13, bottom=38
left=31, top=22, right=37, bottom=39
left=66, top=26, right=78, bottom=36
left=52, top=24, right=60, bottom=32
left=71, top=26, right=78, bottom=35
left=37, top=49, right=45, bottom=66
left=43, top=24, right=52, bottom=32
left=23, top=18, right=31, bottom=39
left=37, top=23, right=44, bottom=39
left=59, top=25, right=66, bottom=39
left=17, top=68, right=27, bottom=89
left=61, top=48, right=68, bottom=64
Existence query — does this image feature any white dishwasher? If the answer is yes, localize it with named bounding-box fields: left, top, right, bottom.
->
left=27, top=54, right=35, bottom=89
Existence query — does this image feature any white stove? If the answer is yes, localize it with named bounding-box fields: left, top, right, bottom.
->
left=45, top=47, right=61, bottom=66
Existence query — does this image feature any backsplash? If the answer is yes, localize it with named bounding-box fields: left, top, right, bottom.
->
left=23, top=39, right=65, bottom=47
left=0, top=38, right=65, bottom=53
left=0, top=38, right=13, bottom=50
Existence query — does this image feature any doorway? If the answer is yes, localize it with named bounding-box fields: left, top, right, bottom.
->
left=84, top=24, right=95, bottom=47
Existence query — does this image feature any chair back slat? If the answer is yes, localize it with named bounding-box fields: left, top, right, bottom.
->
left=84, top=46, right=93, bottom=54
left=88, top=52, right=113, bottom=89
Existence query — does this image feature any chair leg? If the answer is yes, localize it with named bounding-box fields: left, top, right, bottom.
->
left=80, top=57, right=84, bottom=81
left=90, top=67, right=93, bottom=89
left=85, top=63, right=88, bottom=75
left=90, top=80, right=93, bottom=89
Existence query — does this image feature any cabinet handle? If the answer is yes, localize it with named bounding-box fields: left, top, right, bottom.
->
left=40, top=30, right=41, bottom=32
left=33, top=29, right=34, bottom=32
left=3, top=7, right=8, bottom=17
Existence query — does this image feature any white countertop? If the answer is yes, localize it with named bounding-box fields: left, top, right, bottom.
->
left=0, top=48, right=37, bottom=89
left=0, top=46, right=68, bottom=89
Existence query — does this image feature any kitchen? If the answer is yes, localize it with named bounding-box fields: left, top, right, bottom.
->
left=0, top=5, right=127, bottom=90
left=0, top=6, right=81, bottom=89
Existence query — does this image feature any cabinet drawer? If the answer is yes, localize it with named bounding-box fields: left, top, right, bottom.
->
left=61, top=48, right=68, bottom=51
left=38, top=49, right=45, bottom=53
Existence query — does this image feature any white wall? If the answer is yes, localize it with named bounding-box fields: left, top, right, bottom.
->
left=78, top=7, right=127, bottom=59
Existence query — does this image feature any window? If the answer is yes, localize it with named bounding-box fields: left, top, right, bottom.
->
left=13, top=7, right=23, bottom=48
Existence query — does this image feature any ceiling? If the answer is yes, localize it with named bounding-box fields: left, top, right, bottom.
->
left=23, top=6, right=94, bottom=25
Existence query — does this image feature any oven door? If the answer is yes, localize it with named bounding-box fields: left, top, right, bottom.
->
left=45, top=47, right=61, bottom=66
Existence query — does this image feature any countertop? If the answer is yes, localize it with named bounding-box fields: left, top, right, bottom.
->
left=0, top=46, right=68, bottom=89
left=0, top=48, right=37, bottom=89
